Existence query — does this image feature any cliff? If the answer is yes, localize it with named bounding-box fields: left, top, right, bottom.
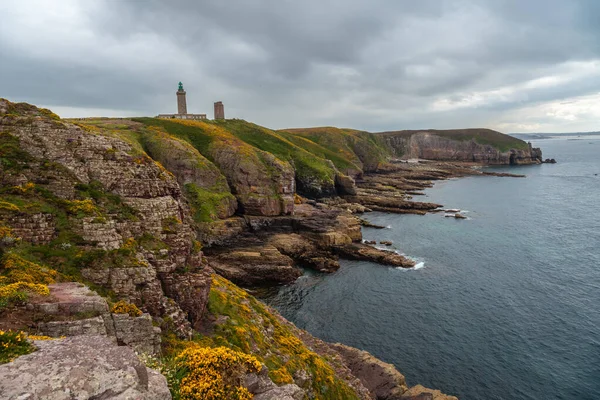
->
left=0, top=99, right=540, bottom=399
left=378, top=129, right=543, bottom=165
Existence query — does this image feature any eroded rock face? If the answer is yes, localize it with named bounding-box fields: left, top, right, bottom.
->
left=210, top=143, right=295, bottom=216
left=0, top=104, right=211, bottom=336
left=161, top=268, right=212, bottom=330
left=335, top=172, right=358, bottom=195
left=208, top=245, right=302, bottom=286
left=381, top=130, right=542, bottom=165
left=7, top=213, right=55, bottom=245
left=140, top=128, right=238, bottom=219
left=0, top=335, right=171, bottom=400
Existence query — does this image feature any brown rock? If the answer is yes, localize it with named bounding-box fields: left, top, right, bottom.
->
left=331, top=343, right=408, bottom=400
left=207, top=245, right=302, bottom=286
left=335, top=172, right=358, bottom=195
left=380, top=129, right=542, bottom=165
left=335, top=243, right=416, bottom=268
left=401, top=385, right=458, bottom=400
left=268, top=233, right=340, bottom=272
left=161, top=267, right=213, bottom=330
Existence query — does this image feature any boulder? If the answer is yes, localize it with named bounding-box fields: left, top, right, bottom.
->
left=335, top=173, right=358, bottom=196
left=0, top=336, right=171, bottom=400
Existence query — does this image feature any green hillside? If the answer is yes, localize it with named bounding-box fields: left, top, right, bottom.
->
left=281, top=127, right=391, bottom=173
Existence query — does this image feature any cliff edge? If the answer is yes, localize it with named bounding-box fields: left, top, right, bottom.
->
left=378, top=128, right=542, bottom=165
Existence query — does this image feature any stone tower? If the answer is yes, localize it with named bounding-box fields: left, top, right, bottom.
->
left=177, top=82, right=187, bottom=115
left=214, top=101, right=224, bottom=120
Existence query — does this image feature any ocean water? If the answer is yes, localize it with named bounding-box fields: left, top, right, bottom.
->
left=260, top=136, right=600, bottom=400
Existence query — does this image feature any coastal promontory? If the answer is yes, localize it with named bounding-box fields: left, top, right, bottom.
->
left=0, top=98, right=539, bottom=399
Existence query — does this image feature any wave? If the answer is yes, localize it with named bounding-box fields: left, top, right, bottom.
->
left=412, top=262, right=425, bottom=270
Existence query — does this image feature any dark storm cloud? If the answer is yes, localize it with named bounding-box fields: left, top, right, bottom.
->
left=1, top=0, right=600, bottom=131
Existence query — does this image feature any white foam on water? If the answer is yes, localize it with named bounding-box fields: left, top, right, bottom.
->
left=412, top=262, right=425, bottom=270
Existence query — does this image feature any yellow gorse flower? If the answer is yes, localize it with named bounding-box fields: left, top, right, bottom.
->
left=175, top=346, right=261, bottom=400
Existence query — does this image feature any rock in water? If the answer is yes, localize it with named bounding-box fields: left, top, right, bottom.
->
left=330, top=343, right=408, bottom=399
left=0, top=336, right=171, bottom=400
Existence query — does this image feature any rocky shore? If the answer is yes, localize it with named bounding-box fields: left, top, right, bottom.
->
left=0, top=99, right=544, bottom=399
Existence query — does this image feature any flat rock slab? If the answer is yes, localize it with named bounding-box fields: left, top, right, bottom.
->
left=30, top=282, right=109, bottom=316
left=0, top=335, right=171, bottom=400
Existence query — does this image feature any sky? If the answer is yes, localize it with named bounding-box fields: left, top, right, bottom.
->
left=1, top=0, right=600, bottom=133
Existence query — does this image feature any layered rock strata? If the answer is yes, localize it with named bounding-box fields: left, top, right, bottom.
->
left=28, top=282, right=162, bottom=354
left=379, top=129, right=542, bottom=165
left=0, top=104, right=211, bottom=336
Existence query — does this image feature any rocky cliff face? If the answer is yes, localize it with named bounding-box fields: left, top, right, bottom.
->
left=0, top=100, right=210, bottom=335
left=136, top=118, right=296, bottom=216
left=380, top=130, right=542, bottom=165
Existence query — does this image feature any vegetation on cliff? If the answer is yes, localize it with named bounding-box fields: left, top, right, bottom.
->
left=282, top=127, right=391, bottom=173
left=379, top=128, right=530, bottom=152
left=161, top=274, right=361, bottom=400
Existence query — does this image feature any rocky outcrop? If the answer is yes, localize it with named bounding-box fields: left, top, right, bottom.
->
left=331, top=343, right=408, bottom=399
left=160, top=268, right=213, bottom=330
left=379, top=130, right=542, bottom=165
left=29, top=283, right=162, bottom=354
left=335, top=243, right=416, bottom=268
left=330, top=344, right=458, bottom=400
left=0, top=102, right=211, bottom=336
left=29, top=282, right=108, bottom=316
left=207, top=244, right=302, bottom=286
left=335, top=172, right=358, bottom=195
left=7, top=213, right=55, bottom=244
left=268, top=233, right=340, bottom=272
left=401, top=385, right=458, bottom=400
left=139, top=126, right=238, bottom=219
left=0, top=336, right=171, bottom=400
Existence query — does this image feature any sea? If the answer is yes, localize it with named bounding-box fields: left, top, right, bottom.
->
left=259, top=134, right=600, bottom=400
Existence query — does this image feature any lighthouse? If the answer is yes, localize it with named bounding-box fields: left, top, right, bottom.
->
left=176, top=82, right=187, bottom=115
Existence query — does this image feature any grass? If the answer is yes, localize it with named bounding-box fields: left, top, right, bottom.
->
left=184, top=183, right=236, bottom=223
left=377, top=128, right=529, bottom=152
left=132, top=118, right=215, bottom=158
left=281, top=127, right=391, bottom=172
left=0, top=131, right=33, bottom=173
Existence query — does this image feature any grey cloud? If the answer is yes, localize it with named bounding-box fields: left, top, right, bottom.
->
left=1, top=0, right=600, bottom=132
